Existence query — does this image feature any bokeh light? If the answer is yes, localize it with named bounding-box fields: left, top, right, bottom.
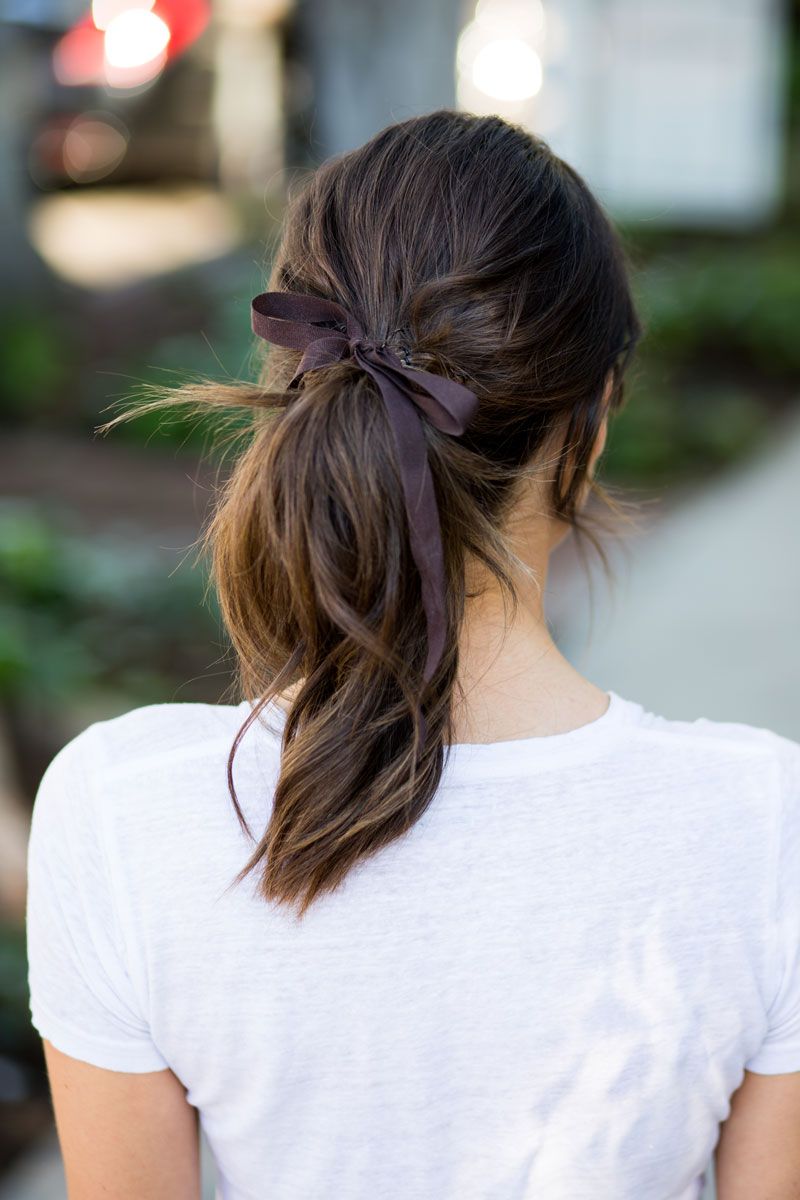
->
left=471, top=38, right=542, bottom=102
left=103, top=9, right=170, bottom=70
left=91, top=0, right=155, bottom=30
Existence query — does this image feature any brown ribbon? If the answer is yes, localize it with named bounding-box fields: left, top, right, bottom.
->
left=250, top=291, right=479, bottom=737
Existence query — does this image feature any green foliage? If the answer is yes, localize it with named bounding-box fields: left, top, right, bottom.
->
left=86, top=281, right=263, bottom=452
left=632, top=234, right=800, bottom=373
left=0, top=308, right=74, bottom=422
left=0, top=501, right=225, bottom=710
left=605, top=367, right=772, bottom=487
left=599, top=228, right=800, bottom=485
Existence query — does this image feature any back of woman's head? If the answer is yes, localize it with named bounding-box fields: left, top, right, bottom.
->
left=122, top=110, right=643, bottom=918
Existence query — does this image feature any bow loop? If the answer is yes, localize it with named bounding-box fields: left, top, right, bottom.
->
left=291, top=335, right=352, bottom=385
left=250, top=290, right=479, bottom=739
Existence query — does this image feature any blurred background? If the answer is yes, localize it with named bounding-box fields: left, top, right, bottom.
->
left=0, top=0, right=798, bottom=1194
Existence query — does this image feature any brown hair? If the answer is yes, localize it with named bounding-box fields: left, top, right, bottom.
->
left=108, top=110, right=643, bottom=919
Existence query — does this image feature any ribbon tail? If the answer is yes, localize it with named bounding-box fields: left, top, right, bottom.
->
left=372, top=373, right=448, bottom=689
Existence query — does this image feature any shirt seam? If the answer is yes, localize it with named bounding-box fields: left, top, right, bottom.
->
left=96, top=732, right=245, bottom=783
left=439, top=715, right=782, bottom=784
left=606, top=721, right=785, bottom=758
left=436, top=723, right=696, bottom=786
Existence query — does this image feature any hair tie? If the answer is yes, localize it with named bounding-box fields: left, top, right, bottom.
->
left=250, top=290, right=479, bottom=743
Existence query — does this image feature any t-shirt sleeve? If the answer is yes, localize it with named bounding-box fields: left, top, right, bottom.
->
left=26, top=725, right=169, bottom=1073
left=744, top=731, right=800, bottom=1075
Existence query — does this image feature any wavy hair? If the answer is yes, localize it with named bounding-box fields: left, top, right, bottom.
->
left=106, top=110, right=644, bottom=919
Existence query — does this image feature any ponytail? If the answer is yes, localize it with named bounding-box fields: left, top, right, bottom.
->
left=216, top=359, right=471, bottom=917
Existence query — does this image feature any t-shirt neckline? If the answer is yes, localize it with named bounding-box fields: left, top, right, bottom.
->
left=446, top=688, right=624, bottom=749
left=250, top=688, right=642, bottom=782
left=437, top=688, right=642, bottom=783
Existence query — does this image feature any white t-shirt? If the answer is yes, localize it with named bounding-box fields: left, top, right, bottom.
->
left=26, top=688, right=800, bottom=1200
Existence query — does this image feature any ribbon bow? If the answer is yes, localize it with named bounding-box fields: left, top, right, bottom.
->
left=250, top=291, right=479, bottom=725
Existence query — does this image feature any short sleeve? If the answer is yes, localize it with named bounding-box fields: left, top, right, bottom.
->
left=26, top=726, right=169, bottom=1073
left=744, top=732, right=800, bottom=1074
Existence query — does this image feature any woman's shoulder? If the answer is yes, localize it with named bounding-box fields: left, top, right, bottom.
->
left=626, top=697, right=800, bottom=797
left=32, top=701, right=268, bottom=848
left=46, top=699, right=254, bottom=785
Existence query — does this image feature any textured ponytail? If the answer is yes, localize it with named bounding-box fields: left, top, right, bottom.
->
left=104, top=110, right=643, bottom=918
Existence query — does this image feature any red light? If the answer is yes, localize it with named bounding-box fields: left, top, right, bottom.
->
left=53, top=24, right=105, bottom=86
left=52, top=0, right=210, bottom=89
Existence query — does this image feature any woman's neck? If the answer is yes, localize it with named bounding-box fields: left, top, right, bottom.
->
left=272, top=583, right=607, bottom=746
left=448, top=575, right=607, bottom=745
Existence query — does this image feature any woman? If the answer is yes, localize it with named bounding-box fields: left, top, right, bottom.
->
left=26, top=110, right=800, bottom=1199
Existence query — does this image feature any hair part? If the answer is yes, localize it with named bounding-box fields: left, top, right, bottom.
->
left=102, top=109, right=644, bottom=920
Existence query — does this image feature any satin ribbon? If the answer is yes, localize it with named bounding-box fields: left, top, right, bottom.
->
left=250, top=291, right=479, bottom=736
